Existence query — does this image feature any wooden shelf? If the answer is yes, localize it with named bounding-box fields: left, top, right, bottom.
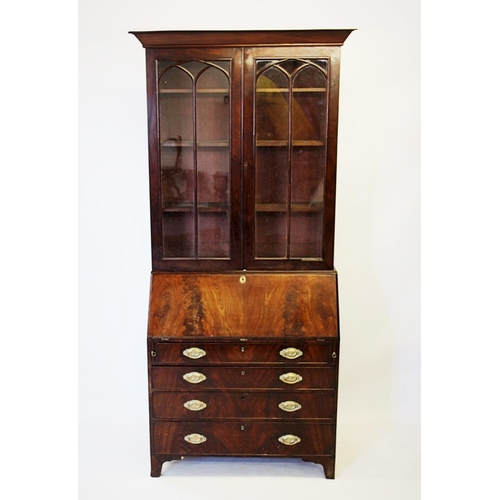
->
left=256, top=140, right=325, bottom=147
left=161, top=140, right=229, bottom=148
left=256, top=87, right=327, bottom=93
left=159, top=89, right=229, bottom=94
left=255, top=202, right=323, bottom=213
left=160, top=88, right=324, bottom=95
left=163, top=202, right=230, bottom=213
left=159, top=87, right=327, bottom=95
left=163, top=202, right=324, bottom=214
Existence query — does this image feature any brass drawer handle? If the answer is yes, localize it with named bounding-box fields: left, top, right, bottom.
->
left=278, top=434, right=301, bottom=446
left=183, top=400, right=207, bottom=411
left=184, top=433, right=207, bottom=445
left=278, top=401, right=302, bottom=413
left=183, top=347, right=207, bottom=359
left=183, top=371, right=207, bottom=384
left=280, top=347, right=303, bottom=360
left=279, top=372, right=303, bottom=385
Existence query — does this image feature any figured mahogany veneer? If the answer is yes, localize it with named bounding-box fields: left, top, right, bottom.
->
left=150, top=341, right=333, bottom=364
left=152, top=421, right=335, bottom=456
left=151, top=366, right=336, bottom=390
left=152, top=391, right=336, bottom=420
left=148, top=272, right=339, bottom=338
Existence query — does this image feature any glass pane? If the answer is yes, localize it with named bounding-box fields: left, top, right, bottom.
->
left=162, top=212, right=195, bottom=258
left=292, top=67, right=327, bottom=142
left=255, top=147, right=288, bottom=205
left=290, top=212, right=323, bottom=258
left=198, top=213, right=230, bottom=258
left=255, top=67, right=290, bottom=258
left=159, top=66, right=194, bottom=142
left=256, top=67, right=289, bottom=142
left=159, top=63, right=195, bottom=258
left=292, top=93, right=327, bottom=142
left=254, top=59, right=329, bottom=261
left=197, top=66, right=230, bottom=143
left=290, top=65, right=327, bottom=259
left=255, top=213, right=287, bottom=258
left=158, top=59, right=231, bottom=260
left=291, top=148, right=326, bottom=204
left=197, top=62, right=230, bottom=89
left=196, top=63, right=230, bottom=258
left=293, top=64, right=327, bottom=89
left=254, top=146, right=288, bottom=258
left=161, top=141, right=194, bottom=205
left=197, top=150, right=230, bottom=258
left=290, top=149, right=324, bottom=259
left=159, top=64, right=192, bottom=90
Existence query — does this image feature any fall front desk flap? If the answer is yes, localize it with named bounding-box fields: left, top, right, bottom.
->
left=147, top=272, right=338, bottom=338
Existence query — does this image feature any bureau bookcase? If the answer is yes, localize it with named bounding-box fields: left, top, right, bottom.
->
left=131, top=29, right=353, bottom=479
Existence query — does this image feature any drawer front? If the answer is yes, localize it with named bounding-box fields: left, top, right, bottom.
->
left=150, top=342, right=335, bottom=365
left=151, top=366, right=335, bottom=390
left=153, top=421, right=334, bottom=456
left=152, top=391, right=336, bottom=419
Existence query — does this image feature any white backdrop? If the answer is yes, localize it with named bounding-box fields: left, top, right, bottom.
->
left=79, top=1, right=420, bottom=498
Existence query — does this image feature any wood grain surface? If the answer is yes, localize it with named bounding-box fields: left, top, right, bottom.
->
left=130, top=30, right=354, bottom=49
left=152, top=421, right=334, bottom=455
left=150, top=341, right=333, bottom=364
left=151, top=366, right=335, bottom=390
left=147, top=272, right=338, bottom=338
left=152, top=390, right=336, bottom=420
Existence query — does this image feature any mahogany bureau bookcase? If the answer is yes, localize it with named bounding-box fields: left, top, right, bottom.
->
left=130, top=29, right=353, bottom=479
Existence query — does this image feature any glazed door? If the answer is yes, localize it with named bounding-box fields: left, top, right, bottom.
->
left=243, top=47, right=340, bottom=270
left=146, top=48, right=242, bottom=271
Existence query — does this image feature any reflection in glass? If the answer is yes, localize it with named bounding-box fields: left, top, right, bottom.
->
left=254, top=59, right=328, bottom=260
left=158, top=60, right=231, bottom=259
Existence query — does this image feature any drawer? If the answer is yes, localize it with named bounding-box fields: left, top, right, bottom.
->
left=152, top=391, right=336, bottom=419
left=150, top=342, right=335, bottom=365
left=152, top=421, right=334, bottom=456
left=151, top=366, right=335, bottom=390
